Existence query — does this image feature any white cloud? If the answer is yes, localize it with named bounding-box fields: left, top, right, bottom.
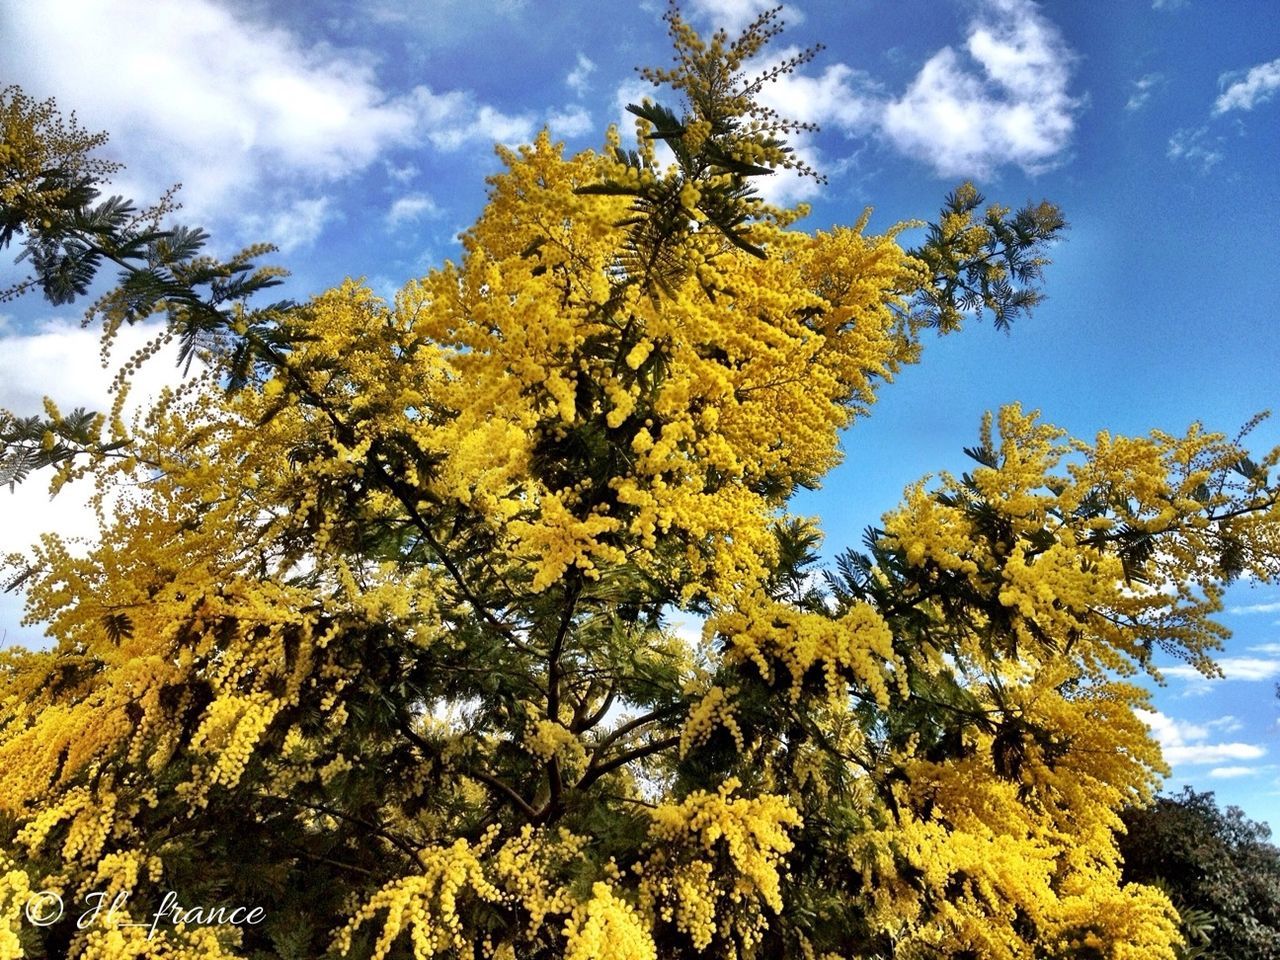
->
left=1207, top=715, right=1245, bottom=734
left=547, top=106, right=594, bottom=138
left=1138, top=708, right=1207, bottom=747
left=240, top=197, right=335, bottom=253
left=385, top=193, right=440, bottom=228
left=1172, top=744, right=1266, bottom=764
left=1165, top=656, right=1280, bottom=683
left=1137, top=708, right=1267, bottom=767
left=1231, top=600, right=1280, bottom=615
left=566, top=53, right=596, bottom=97
left=385, top=162, right=421, bottom=185
left=1214, top=58, right=1280, bottom=114
left=1151, top=0, right=1187, bottom=9
left=411, top=90, right=536, bottom=152
left=1168, top=125, right=1223, bottom=171
left=686, top=0, right=802, bottom=34
left=1127, top=73, right=1165, bottom=112
left=0, top=317, right=189, bottom=551
left=1249, top=643, right=1280, bottom=655
left=878, top=0, right=1080, bottom=178
left=1209, top=765, right=1257, bottom=779
left=0, top=0, right=534, bottom=238
left=754, top=55, right=882, bottom=132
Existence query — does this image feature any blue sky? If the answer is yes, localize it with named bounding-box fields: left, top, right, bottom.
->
left=2, top=0, right=1279, bottom=826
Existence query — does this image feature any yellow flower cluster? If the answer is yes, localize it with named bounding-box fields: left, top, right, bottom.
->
left=354, top=131, right=933, bottom=604
left=710, top=594, right=902, bottom=705
left=491, top=826, right=588, bottom=936
left=77, top=923, right=246, bottom=960
left=508, top=492, right=625, bottom=592
left=844, top=658, right=1176, bottom=958
left=0, top=85, right=118, bottom=233
left=679, top=684, right=743, bottom=757
left=640, top=780, right=801, bottom=951
left=880, top=404, right=1280, bottom=679
left=335, top=837, right=505, bottom=960
left=187, top=694, right=280, bottom=798
left=563, top=883, right=657, bottom=960
left=522, top=719, right=579, bottom=764
left=0, top=862, right=32, bottom=960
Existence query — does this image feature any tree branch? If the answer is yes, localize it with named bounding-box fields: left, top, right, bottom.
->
left=591, top=701, right=684, bottom=758
left=576, top=734, right=681, bottom=793
left=262, top=794, right=420, bottom=861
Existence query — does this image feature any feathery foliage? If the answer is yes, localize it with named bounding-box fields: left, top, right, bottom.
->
left=1, top=10, right=1278, bottom=960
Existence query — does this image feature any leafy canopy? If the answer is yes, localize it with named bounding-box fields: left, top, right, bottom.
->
left=1119, top=788, right=1280, bottom=960
left=1, top=6, right=1278, bottom=960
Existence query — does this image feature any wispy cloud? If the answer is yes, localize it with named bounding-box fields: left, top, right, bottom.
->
left=1127, top=73, right=1165, bottom=112
left=1151, top=0, right=1188, bottom=9
left=1209, top=765, right=1258, bottom=779
left=686, top=0, right=802, bottom=33
left=386, top=193, right=440, bottom=229
left=1214, top=58, right=1280, bottom=114
left=240, top=197, right=335, bottom=253
left=385, top=162, right=420, bottom=186
left=566, top=53, right=596, bottom=97
left=1165, top=656, right=1280, bottom=684
left=1167, top=125, right=1224, bottom=171
left=1207, top=715, right=1245, bottom=734
left=1230, top=600, right=1280, bottom=615
left=1167, top=56, right=1279, bottom=172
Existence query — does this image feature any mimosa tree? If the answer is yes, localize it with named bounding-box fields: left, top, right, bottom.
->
left=2, top=6, right=1278, bottom=959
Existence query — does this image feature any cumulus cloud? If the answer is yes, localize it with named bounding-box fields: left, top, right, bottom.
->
left=412, top=92, right=535, bottom=152
left=631, top=0, right=1081, bottom=202
left=1214, top=58, right=1280, bottom=114
left=748, top=0, right=1081, bottom=185
left=1137, top=708, right=1267, bottom=767
left=746, top=57, right=881, bottom=204
left=879, top=0, right=1080, bottom=178
left=0, top=0, right=532, bottom=236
